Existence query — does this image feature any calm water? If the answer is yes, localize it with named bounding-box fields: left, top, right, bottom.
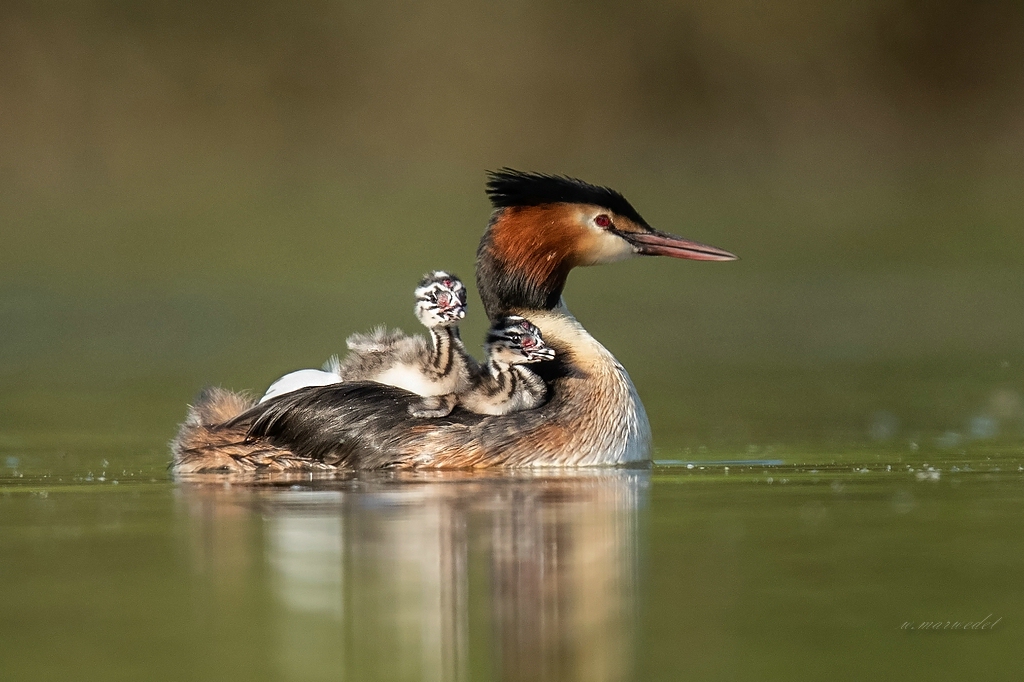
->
left=2, top=447, right=1021, bottom=681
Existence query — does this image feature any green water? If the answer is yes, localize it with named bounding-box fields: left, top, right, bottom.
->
left=2, top=456, right=1022, bottom=681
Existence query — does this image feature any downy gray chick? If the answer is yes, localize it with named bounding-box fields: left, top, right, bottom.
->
left=337, top=271, right=476, bottom=403
left=260, top=271, right=472, bottom=404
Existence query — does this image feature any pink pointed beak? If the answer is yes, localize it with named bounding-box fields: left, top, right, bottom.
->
left=624, top=229, right=738, bottom=261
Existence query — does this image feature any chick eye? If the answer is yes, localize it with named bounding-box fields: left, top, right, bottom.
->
left=594, top=214, right=612, bottom=228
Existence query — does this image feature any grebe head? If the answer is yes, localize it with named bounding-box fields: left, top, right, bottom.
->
left=485, top=315, right=556, bottom=365
left=414, top=271, right=468, bottom=328
left=477, top=169, right=737, bottom=318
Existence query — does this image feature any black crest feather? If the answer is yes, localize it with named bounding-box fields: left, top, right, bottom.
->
left=485, top=168, right=650, bottom=228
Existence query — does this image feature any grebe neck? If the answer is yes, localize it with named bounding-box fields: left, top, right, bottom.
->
left=476, top=208, right=574, bottom=319
left=426, top=327, right=459, bottom=379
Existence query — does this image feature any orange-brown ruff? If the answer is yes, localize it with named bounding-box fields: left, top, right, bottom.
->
left=172, top=170, right=737, bottom=473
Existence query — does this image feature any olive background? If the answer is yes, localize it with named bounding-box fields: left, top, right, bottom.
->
left=2, top=0, right=1023, bottom=455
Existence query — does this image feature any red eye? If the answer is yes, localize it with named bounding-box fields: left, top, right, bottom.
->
left=443, top=279, right=452, bottom=288
left=594, top=214, right=612, bottom=228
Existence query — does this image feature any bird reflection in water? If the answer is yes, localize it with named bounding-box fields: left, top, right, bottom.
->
left=178, top=469, right=648, bottom=681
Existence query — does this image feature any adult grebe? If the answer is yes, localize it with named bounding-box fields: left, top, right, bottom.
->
left=171, top=170, right=737, bottom=473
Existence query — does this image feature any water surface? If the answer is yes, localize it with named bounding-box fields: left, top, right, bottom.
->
left=2, top=449, right=1021, bottom=681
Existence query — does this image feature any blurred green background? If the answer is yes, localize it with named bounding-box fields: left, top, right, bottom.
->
left=2, top=0, right=1023, bottom=458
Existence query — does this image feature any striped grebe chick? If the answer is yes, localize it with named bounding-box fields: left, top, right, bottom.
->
left=172, top=170, right=737, bottom=473
left=336, top=271, right=475, bottom=398
left=258, top=271, right=471, bottom=404
left=412, top=315, right=554, bottom=418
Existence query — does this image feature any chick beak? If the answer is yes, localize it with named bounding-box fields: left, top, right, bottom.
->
left=440, top=307, right=465, bottom=323
left=528, top=347, right=556, bottom=362
left=623, top=229, right=738, bottom=261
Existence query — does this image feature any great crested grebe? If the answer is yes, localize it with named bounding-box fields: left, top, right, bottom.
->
left=171, top=169, right=736, bottom=473
left=257, top=271, right=470, bottom=404
left=413, top=315, right=554, bottom=418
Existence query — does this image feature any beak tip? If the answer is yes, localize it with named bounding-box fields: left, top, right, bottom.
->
left=625, top=229, right=737, bottom=262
